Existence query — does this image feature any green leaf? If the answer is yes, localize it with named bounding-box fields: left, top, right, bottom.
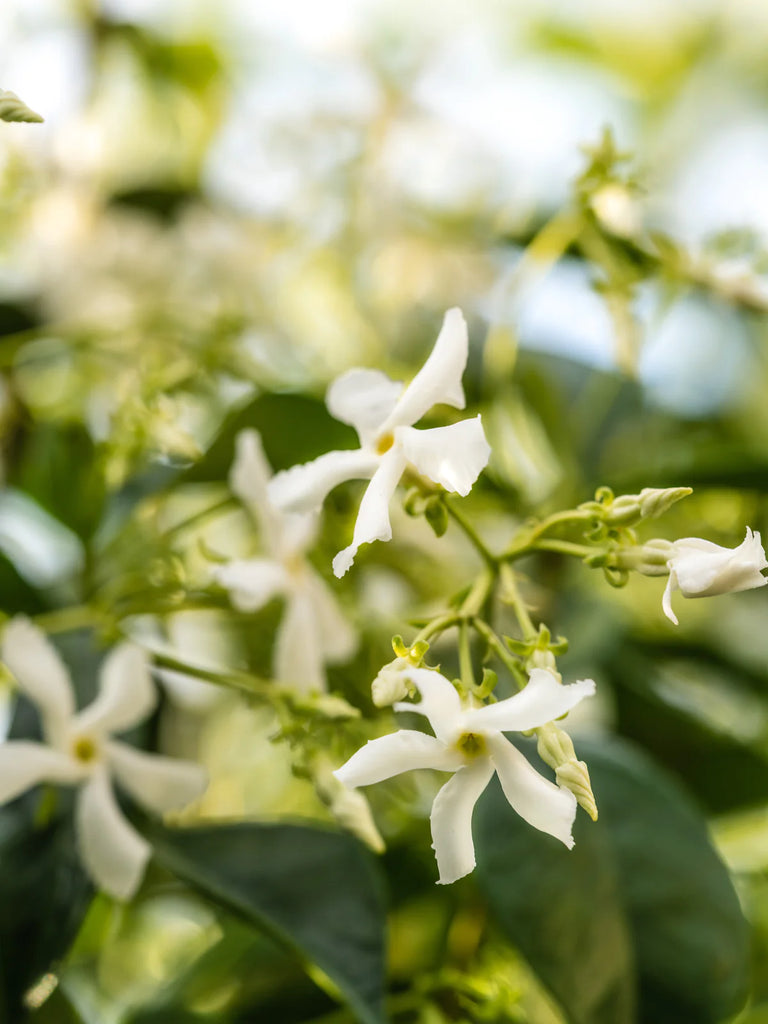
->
left=0, top=89, right=43, bottom=123
left=474, top=736, right=749, bottom=1024
left=145, top=820, right=387, bottom=1024
left=475, top=769, right=636, bottom=1024
left=0, top=801, right=93, bottom=1020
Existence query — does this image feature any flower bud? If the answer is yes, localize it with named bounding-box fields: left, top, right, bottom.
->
left=536, top=722, right=598, bottom=821
left=371, top=657, right=412, bottom=707
left=638, top=487, right=692, bottom=520
left=591, top=182, right=640, bottom=238
left=663, top=527, right=768, bottom=625
left=616, top=538, right=673, bottom=576
left=526, top=647, right=560, bottom=679
left=314, top=757, right=385, bottom=852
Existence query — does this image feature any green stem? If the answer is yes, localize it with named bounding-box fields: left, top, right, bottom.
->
left=458, top=619, right=476, bottom=691
left=161, top=495, right=237, bottom=539
left=530, top=539, right=598, bottom=559
left=413, top=613, right=460, bottom=646
left=33, top=605, right=106, bottom=634
left=444, top=498, right=497, bottom=568
left=152, top=652, right=272, bottom=698
left=499, top=562, right=536, bottom=640
left=503, top=508, right=596, bottom=560
left=473, top=618, right=527, bottom=691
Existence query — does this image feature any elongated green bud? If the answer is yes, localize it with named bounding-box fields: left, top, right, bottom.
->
left=537, top=723, right=598, bottom=821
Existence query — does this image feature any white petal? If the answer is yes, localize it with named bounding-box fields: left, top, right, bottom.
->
left=332, top=449, right=407, bottom=577
left=76, top=770, right=152, bottom=900
left=487, top=733, right=577, bottom=848
left=397, top=417, right=491, bottom=496
left=268, top=449, right=380, bottom=514
left=662, top=571, right=679, bottom=625
left=382, top=308, right=468, bottom=430
left=229, top=428, right=280, bottom=546
left=334, top=730, right=463, bottom=788
left=0, top=740, right=83, bottom=803
left=396, top=668, right=464, bottom=744
left=326, top=368, right=404, bottom=444
left=1, top=617, right=74, bottom=744
left=212, top=558, right=289, bottom=612
left=464, top=671, right=595, bottom=733
left=76, top=644, right=156, bottom=737
left=430, top=758, right=495, bottom=884
left=274, top=589, right=326, bottom=692
left=107, top=740, right=207, bottom=814
left=304, top=570, right=357, bottom=663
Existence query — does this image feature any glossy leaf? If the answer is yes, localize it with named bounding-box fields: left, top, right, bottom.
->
left=475, top=735, right=749, bottom=1024
left=145, top=819, right=387, bottom=1024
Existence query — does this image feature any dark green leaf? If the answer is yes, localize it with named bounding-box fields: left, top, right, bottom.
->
left=0, top=801, right=93, bottom=1021
left=145, top=820, right=387, bottom=1024
left=475, top=735, right=749, bottom=1024
left=475, top=769, right=636, bottom=1024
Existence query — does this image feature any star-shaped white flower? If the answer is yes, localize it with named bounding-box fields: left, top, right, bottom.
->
left=663, top=526, right=768, bottom=625
left=334, top=666, right=595, bottom=884
left=268, top=308, right=491, bottom=577
left=212, top=429, right=356, bottom=691
left=0, top=618, right=207, bottom=901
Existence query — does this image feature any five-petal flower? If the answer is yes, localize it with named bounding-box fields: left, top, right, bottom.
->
left=334, top=666, right=595, bottom=884
left=268, top=308, right=491, bottom=577
left=212, top=428, right=356, bottom=691
left=663, top=527, right=768, bottom=625
left=0, top=618, right=207, bottom=900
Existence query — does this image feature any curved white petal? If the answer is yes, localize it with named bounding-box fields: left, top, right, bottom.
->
left=382, top=308, right=468, bottom=430
left=396, top=668, right=464, bottom=744
left=430, top=758, right=495, bottom=884
left=332, top=449, right=407, bottom=577
left=334, top=730, right=463, bottom=788
left=76, top=770, right=152, bottom=900
left=2, top=617, right=74, bottom=744
left=487, top=733, right=577, bottom=848
left=268, top=449, right=380, bottom=514
left=212, top=558, right=289, bottom=612
left=662, top=571, right=679, bottom=625
left=0, top=741, right=83, bottom=803
left=326, top=368, right=404, bottom=444
left=229, top=429, right=280, bottom=546
left=75, top=644, right=156, bottom=737
left=107, top=740, right=207, bottom=814
left=464, top=671, right=595, bottom=733
left=304, top=570, right=357, bottom=663
left=274, top=589, right=326, bottom=692
left=397, top=417, right=490, bottom=496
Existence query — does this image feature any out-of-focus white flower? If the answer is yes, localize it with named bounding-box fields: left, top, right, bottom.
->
left=335, top=667, right=595, bottom=884
left=268, top=308, right=491, bottom=577
left=212, top=429, right=356, bottom=691
left=663, top=527, right=768, bottom=625
left=0, top=618, right=207, bottom=901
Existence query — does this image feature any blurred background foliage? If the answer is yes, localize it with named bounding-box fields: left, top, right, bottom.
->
left=3, top=0, right=768, bottom=1021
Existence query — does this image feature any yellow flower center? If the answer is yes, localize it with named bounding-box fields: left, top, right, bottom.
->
left=376, top=432, right=395, bottom=456
left=456, top=732, right=487, bottom=759
left=72, top=736, right=98, bottom=764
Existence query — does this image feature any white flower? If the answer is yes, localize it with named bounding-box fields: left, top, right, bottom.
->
left=334, top=667, right=595, bottom=884
left=662, top=527, right=768, bottom=625
left=268, top=308, right=491, bottom=577
left=0, top=618, right=207, bottom=901
left=212, top=429, right=356, bottom=691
